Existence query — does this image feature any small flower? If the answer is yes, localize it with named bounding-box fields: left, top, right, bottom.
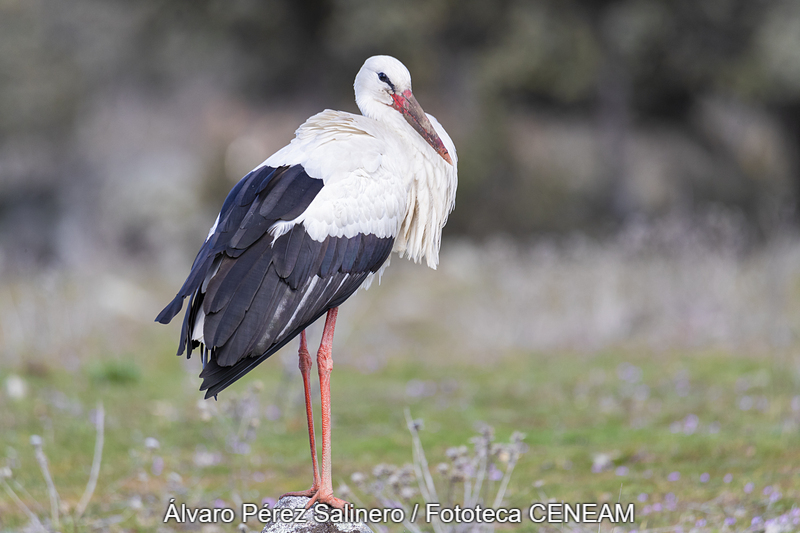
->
left=144, top=437, right=160, bottom=450
left=769, top=491, right=782, bottom=502
left=399, top=487, right=416, bottom=500
left=683, top=414, right=699, bottom=434
left=668, top=471, right=680, bottom=481
left=261, top=497, right=276, bottom=508
left=151, top=456, right=164, bottom=476
left=739, top=396, right=753, bottom=411
left=700, top=472, right=710, bottom=483
left=723, top=473, right=733, bottom=483
left=615, top=466, right=629, bottom=476
left=695, top=519, right=706, bottom=527
left=637, top=493, right=648, bottom=502
left=372, top=463, right=395, bottom=478
left=724, top=517, right=735, bottom=526
left=591, top=453, right=613, bottom=473
left=665, top=492, right=677, bottom=511
left=791, top=396, right=800, bottom=412
left=129, top=495, right=143, bottom=510
left=5, top=375, right=28, bottom=400
left=744, top=482, right=754, bottom=493
left=763, top=485, right=773, bottom=495
left=193, top=448, right=221, bottom=467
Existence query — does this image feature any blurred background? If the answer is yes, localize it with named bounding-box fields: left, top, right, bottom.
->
left=3, top=0, right=800, bottom=529
left=2, top=0, right=800, bottom=358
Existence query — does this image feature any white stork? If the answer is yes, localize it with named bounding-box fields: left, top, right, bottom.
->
left=157, top=55, right=457, bottom=508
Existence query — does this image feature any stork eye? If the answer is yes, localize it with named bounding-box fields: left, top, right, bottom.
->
left=378, top=72, right=390, bottom=84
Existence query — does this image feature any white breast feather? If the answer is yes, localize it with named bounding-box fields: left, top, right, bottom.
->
left=263, top=109, right=457, bottom=270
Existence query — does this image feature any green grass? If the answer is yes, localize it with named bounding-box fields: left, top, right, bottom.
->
left=1, top=333, right=799, bottom=532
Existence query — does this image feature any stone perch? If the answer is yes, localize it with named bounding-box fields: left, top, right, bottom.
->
left=261, top=496, right=374, bottom=533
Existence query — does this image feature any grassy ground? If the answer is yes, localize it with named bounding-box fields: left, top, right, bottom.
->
left=2, top=235, right=800, bottom=532
left=1, top=333, right=798, bottom=532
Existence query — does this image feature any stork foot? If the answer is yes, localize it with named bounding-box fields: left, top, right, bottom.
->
left=304, top=489, right=352, bottom=510
left=280, top=486, right=319, bottom=499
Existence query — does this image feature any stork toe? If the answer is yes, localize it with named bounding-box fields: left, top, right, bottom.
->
left=280, top=486, right=319, bottom=499
left=304, top=489, right=352, bottom=510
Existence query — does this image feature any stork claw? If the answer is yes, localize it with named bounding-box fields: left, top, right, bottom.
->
left=304, top=489, right=352, bottom=510
left=280, top=487, right=319, bottom=499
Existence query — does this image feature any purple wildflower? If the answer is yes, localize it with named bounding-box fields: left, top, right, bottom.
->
left=739, top=396, right=753, bottom=410
left=700, top=472, right=710, bottom=483
left=723, top=473, right=733, bottom=483
left=668, top=471, right=680, bottom=481
left=744, top=482, right=754, bottom=493
left=151, top=456, right=164, bottom=476
left=683, top=414, right=699, bottom=434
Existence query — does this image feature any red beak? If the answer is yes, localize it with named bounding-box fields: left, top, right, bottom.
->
left=391, top=90, right=453, bottom=165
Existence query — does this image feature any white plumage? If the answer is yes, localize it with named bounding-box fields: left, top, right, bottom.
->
left=264, top=57, right=457, bottom=268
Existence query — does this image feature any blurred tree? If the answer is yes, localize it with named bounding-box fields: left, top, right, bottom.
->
left=0, top=0, right=798, bottom=271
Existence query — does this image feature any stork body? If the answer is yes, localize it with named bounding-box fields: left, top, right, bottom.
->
left=157, top=56, right=457, bottom=508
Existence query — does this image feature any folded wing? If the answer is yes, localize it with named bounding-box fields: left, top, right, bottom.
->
left=156, top=164, right=394, bottom=398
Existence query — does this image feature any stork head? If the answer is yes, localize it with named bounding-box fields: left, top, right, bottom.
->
left=355, top=55, right=453, bottom=165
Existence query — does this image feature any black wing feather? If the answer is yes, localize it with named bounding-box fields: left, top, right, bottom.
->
left=156, top=164, right=394, bottom=398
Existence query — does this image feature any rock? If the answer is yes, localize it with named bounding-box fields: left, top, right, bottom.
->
left=261, top=496, right=373, bottom=533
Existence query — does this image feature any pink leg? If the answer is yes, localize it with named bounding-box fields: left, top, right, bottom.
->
left=281, top=331, right=321, bottom=498
left=305, top=308, right=351, bottom=509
